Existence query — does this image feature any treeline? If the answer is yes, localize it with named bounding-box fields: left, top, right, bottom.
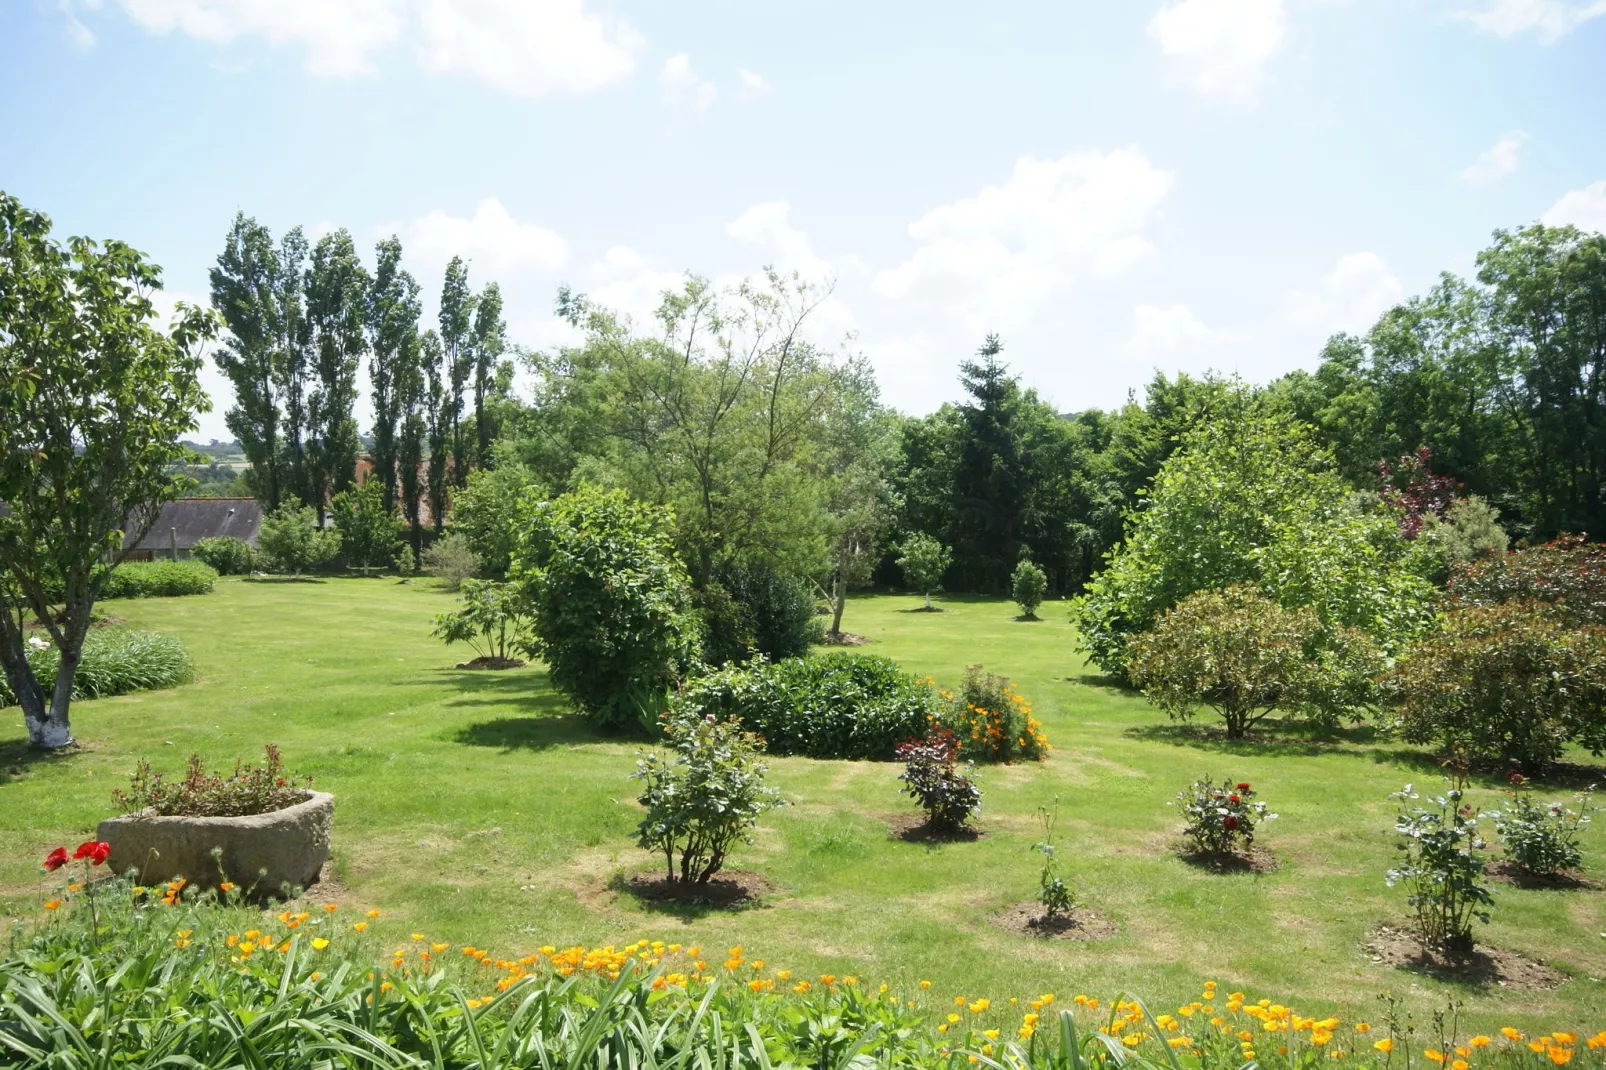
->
left=208, top=216, right=511, bottom=550
left=209, top=220, right=1606, bottom=599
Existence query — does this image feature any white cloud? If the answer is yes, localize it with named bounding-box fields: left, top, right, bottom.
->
left=1125, top=304, right=1229, bottom=356
left=873, top=148, right=1175, bottom=328
left=1283, top=252, right=1404, bottom=335
left=736, top=68, right=772, bottom=102
left=583, top=246, right=687, bottom=329
left=1147, top=0, right=1289, bottom=106
left=1459, top=0, right=1606, bottom=42
left=659, top=52, right=717, bottom=115
left=108, top=0, right=642, bottom=94
left=1458, top=131, right=1527, bottom=184
left=397, top=198, right=569, bottom=280
left=726, top=201, right=831, bottom=278
left=1543, top=180, right=1606, bottom=233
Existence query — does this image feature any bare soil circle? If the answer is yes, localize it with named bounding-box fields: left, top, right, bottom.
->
left=1364, top=925, right=1566, bottom=990
left=455, top=656, right=527, bottom=670
left=1175, top=843, right=1278, bottom=874
left=995, top=901, right=1118, bottom=941
left=621, top=870, right=771, bottom=909
left=887, top=813, right=984, bottom=844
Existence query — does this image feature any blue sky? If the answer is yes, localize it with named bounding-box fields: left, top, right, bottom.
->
left=4, top=0, right=1604, bottom=441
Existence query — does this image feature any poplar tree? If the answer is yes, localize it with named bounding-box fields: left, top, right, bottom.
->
left=421, top=329, right=451, bottom=532
left=439, top=256, right=476, bottom=486
left=305, top=229, right=369, bottom=517
left=210, top=213, right=286, bottom=507
left=366, top=236, right=422, bottom=512
left=471, top=281, right=506, bottom=466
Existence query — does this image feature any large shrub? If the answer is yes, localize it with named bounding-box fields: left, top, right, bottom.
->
left=329, top=480, right=401, bottom=574
left=1389, top=601, right=1606, bottom=773
left=100, top=560, right=218, bottom=599
left=632, top=715, right=780, bottom=885
left=1449, top=534, right=1606, bottom=627
left=937, top=665, right=1049, bottom=762
left=422, top=531, right=481, bottom=591
left=1127, top=586, right=1382, bottom=739
left=515, top=486, right=700, bottom=731
left=256, top=503, right=340, bottom=577
left=1011, top=558, right=1047, bottom=619
left=0, top=630, right=193, bottom=707
left=190, top=536, right=253, bottom=575
left=451, top=462, right=539, bottom=576
left=1072, top=411, right=1437, bottom=676
left=714, top=556, right=819, bottom=663
left=894, top=728, right=981, bottom=833
left=669, top=653, right=935, bottom=761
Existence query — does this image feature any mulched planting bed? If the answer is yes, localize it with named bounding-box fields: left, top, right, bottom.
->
left=995, top=901, right=1118, bottom=941
left=455, top=656, right=527, bottom=670
left=1365, top=925, right=1566, bottom=990
left=887, top=813, right=984, bottom=844
left=1175, top=843, right=1278, bottom=874
left=620, top=870, right=772, bottom=909
left=1487, top=860, right=1596, bottom=891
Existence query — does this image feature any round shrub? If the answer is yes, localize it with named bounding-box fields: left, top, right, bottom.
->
left=190, top=536, right=253, bottom=576
left=99, top=560, right=218, bottom=599
left=1489, top=776, right=1592, bottom=878
left=668, top=653, right=935, bottom=761
left=1, top=629, right=193, bottom=707
left=1011, top=558, right=1047, bottom=619
left=936, top=665, right=1049, bottom=762
left=713, top=557, right=820, bottom=663
left=1176, top=777, right=1275, bottom=854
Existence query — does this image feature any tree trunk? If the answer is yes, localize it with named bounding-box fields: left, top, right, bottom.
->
left=42, top=641, right=79, bottom=748
left=924, top=591, right=932, bottom=610
left=829, top=572, right=846, bottom=636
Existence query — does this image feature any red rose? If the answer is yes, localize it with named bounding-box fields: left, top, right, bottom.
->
left=1228, top=794, right=1241, bottom=803
left=43, top=847, right=69, bottom=872
left=1223, top=815, right=1240, bottom=831
left=88, top=842, right=111, bottom=866
left=1236, top=782, right=1251, bottom=791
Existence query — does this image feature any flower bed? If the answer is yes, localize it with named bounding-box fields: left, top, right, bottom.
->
left=3, top=883, right=1600, bottom=1068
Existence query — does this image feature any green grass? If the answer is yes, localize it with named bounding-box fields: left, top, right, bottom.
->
left=3, top=579, right=1603, bottom=1032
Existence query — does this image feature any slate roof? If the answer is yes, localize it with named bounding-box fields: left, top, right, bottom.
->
left=125, top=498, right=262, bottom=550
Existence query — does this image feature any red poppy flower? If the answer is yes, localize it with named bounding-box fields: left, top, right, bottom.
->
left=43, top=847, right=69, bottom=872
left=1223, top=815, right=1240, bottom=831
left=88, top=842, right=111, bottom=866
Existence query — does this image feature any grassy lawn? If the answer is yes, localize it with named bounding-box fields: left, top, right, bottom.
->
left=3, top=578, right=1603, bottom=1031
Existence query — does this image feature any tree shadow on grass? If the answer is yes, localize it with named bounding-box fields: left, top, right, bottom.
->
left=1067, top=672, right=1138, bottom=695
left=0, top=736, right=78, bottom=785
left=242, top=576, right=328, bottom=584
left=431, top=669, right=602, bottom=751
left=1124, top=720, right=1381, bottom=759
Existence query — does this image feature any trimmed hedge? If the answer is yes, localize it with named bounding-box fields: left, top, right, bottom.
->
left=190, top=536, right=254, bottom=575
left=0, top=630, right=194, bottom=707
left=100, top=560, right=218, bottom=598
left=668, top=653, right=934, bottom=760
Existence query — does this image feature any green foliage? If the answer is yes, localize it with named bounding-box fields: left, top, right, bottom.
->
left=255, top=503, right=341, bottom=576
left=422, top=531, right=481, bottom=590
left=1389, top=601, right=1606, bottom=773
left=894, top=728, right=981, bottom=833
left=1073, top=410, right=1437, bottom=676
left=1127, top=586, right=1382, bottom=739
left=1387, top=779, right=1492, bottom=956
left=1489, top=776, right=1592, bottom=878
left=714, top=556, right=821, bottom=662
left=0, top=190, right=215, bottom=748
left=632, top=715, right=781, bottom=885
left=451, top=461, right=539, bottom=576
left=189, top=535, right=253, bottom=575
left=328, top=479, right=401, bottom=573
left=1419, top=495, right=1508, bottom=577
left=0, top=630, right=193, bottom=708
left=937, top=665, right=1049, bottom=762
left=516, top=485, right=700, bottom=731
left=430, top=579, right=532, bottom=662
left=1032, top=803, right=1075, bottom=919
left=395, top=543, right=415, bottom=574
left=1448, top=534, right=1606, bottom=627
left=112, top=744, right=312, bottom=818
left=896, top=532, right=951, bottom=609
left=1012, top=558, right=1048, bottom=619
left=304, top=229, right=368, bottom=508
left=691, top=580, right=755, bottom=667
left=99, top=560, right=218, bottom=599
left=670, top=653, right=936, bottom=761
left=1176, top=777, right=1275, bottom=854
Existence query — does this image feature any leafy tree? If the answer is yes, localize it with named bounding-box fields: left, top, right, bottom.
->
left=896, top=532, right=951, bottom=610
left=256, top=503, right=340, bottom=577
left=420, top=329, right=450, bottom=532
left=632, top=714, right=781, bottom=886
left=329, top=480, right=401, bottom=575
left=471, top=281, right=505, bottom=466
left=430, top=579, right=532, bottom=662
left=0, top=191, right=215, bottom=748
left=1448, top=534, right=1606, bottom=627
left=1390, top=601, right=1606, bottom=773
left=365, top=235, right=421, bottom=514
left=1011, top=558, right=1048, bottom=620
left=304, top=229, right=368, bottom=516
left=450, top=460, right=538, bottom=576
left=397, top=330, right=428, bottom=554
left=421, top=531, right=480, bottom=591
left=1072, top=409, right=1437, bottom=676
left=514, top=486, right=699, bottom=730
left=438, top=257, right=476, bottom=489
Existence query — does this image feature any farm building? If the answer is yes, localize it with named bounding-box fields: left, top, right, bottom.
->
left=123, top=498, right=262, bottom=561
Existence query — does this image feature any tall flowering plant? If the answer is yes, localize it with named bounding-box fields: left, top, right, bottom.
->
left=937, top=666, right=1049, bottom=763
left=1177, top=778, right=1275, bottom=854
left=1386, top=778, right=1492, bottom=956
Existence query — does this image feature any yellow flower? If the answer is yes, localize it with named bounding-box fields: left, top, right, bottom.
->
left=968, top=998, right=990, bottom=1013
left=1502, top=1028, right=1523, bottom=1042
left=353, top=922, right=368, bottom=933
left=1470, top=1036, right=1491, bottom=1049
left=323, top=904, right=337, bottom=913
left=432, top=943, right=449, bottom=953
left=1554, top=1034, right=1577, bottom=1046
left=984, top=1029, right=999, bottom=1040
left=411, top=933, right=424, bottom=941
left=776, top=970, right=792, bottom=980
left=1424, top=1050, right=1446, bottom=1063
left=1374, top=1039, right=1394, bottom=1053
left=219, top=882, right=235, bottom=892
left=67, top=882, right=84, bottom=893
left=367, top=909, right=381, bottom=919
left=311, top=938, right=330, bottom=950
left=920, top=980, right=932, bottom=989
left=1355, top=1024, right=1371, bottom=1034
left=1453, top=1062, right=1469, bottom=1070
left=1548, top=1048, right=1573, bottom=1066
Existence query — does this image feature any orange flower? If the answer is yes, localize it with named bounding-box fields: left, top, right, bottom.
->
left=43, top=899, right=61, bottom=911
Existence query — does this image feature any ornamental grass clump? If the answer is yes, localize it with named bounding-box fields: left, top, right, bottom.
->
left=1386, top=777, right=1492, bottom=957
left=1177, top=777, right=1275, bottom=854
left=113, top=744, right=313, bottom=818
left=1489, top=773, right=1593, bottom=878
left=632, top=715, right=781, bottom=886
left=894, top=727, right=981, bottom=834
left=0, top=630, right=193, bottom=707
left=937, top=665, right=1048, bottom=762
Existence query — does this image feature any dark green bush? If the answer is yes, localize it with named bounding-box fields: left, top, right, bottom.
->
left=714, top=556, right=821, bottom=662
left=99, top=560, right=218, bottom=599
left=693, top=580, right=756, bottom=667
left=669, top=653, right=934, bottom=760
left=190, top=536, right=253, bottom=575
left=0, top=630, right=193, bottom=707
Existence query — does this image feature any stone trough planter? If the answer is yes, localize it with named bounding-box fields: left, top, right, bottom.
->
left=96, top=791, right=334, bottom=896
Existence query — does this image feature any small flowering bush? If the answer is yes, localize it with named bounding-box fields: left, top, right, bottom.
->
left=1177, top=777, right=1275, bottom=854
left=1489, top=774, right=1593, bottom=878
left=5, top=889, right=1604, bottom=1069
left=894, top=727, right=981, bottom=833
left=632, top=715, right=781, bottom=885
left=937, top=665, right=1049, bottom=763
left=1387, top=779, right=1492, bottom=956
left=112, top=744, right=312, bottom=818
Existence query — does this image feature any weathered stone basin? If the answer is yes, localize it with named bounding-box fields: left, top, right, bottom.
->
left=96, top=791, right=333, bottom=896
